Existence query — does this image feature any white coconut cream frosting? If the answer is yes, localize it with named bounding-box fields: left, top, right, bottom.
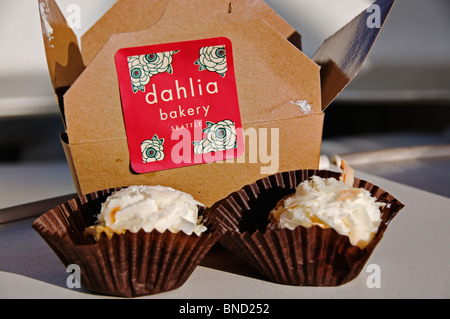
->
left=271, top=176, right=385, bottom=249
left=95, top=185, right=206, bottom=236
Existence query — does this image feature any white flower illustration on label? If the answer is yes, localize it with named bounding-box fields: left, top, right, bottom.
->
left=141, top=135, right=165, bottom=163
left=194, top=45, right=227, bottom=77
left=193, top=120, right=237, bottom=155
left=128, top=51, right=179, bottom=93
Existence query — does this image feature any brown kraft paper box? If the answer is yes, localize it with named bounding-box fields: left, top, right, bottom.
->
left=38, top=0, right=396, bottom=207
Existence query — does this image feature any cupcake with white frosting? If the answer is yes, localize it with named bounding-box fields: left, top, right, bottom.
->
left=33, top=185, right=223, bottom=297
left=268, top=174, right=385, bottom=249
left=208, top=162, right=404, bottom=286
left=85, top=185, right=207, bottom=240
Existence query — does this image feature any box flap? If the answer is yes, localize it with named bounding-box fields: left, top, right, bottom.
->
left=38, top=0, right=85, bottom=92
left=229, top=0, right=301, bottom=50
left=38, top=0, right=85, bottom=123
left=63, top=0, right=321, bottom=145
left=81, top=0, right=302, bottom=66
left=313, top=0, right=396, bottom=110
left=39, top=0, right=303, bottom=125
left=81, top=0, right=170, bottom=66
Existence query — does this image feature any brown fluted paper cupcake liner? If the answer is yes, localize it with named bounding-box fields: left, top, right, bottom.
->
left=32, top=188, right=223, bottom=297
left=208, top=169, right=404, bottom=286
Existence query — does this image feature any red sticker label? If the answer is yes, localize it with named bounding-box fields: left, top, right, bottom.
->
left=115, top=37, right=243, bottom=173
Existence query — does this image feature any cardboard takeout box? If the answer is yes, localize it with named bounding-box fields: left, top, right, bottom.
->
left=38, top=0, right=395, bottom=206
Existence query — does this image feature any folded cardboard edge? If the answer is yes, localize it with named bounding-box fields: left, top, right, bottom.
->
left=60, top=132, right=82, bottom=194
left=62, top=111, right=323, bottom=147
left=38, top=0, right=85, bottom=123
left=313, top=0, right=396, bottom=110
left=59, top=114, right=325, bottom=204
left=80, top=0, right=170, bottom=66
left=228, top=0, right=302, bottom=50
left=81, top=0, right=302, bottom=66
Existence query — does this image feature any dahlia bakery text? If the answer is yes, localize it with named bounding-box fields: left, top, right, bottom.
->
left=145, top=78, right=217, bottom=122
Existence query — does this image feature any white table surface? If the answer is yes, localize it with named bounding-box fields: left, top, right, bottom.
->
left=1, top=164, right=449, bottom=299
